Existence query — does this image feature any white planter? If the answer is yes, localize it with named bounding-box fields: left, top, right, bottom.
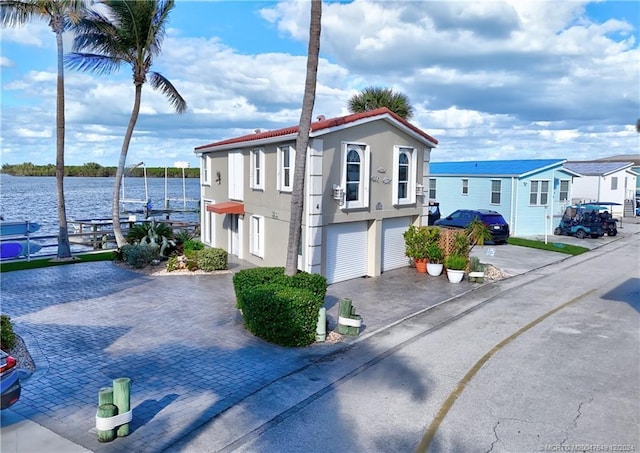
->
left=427, top=262, right=443, bottom=276
left=446, top=268, right=465, bottom=283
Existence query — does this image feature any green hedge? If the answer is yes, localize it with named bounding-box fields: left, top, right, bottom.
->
left=232, top=267, right=328, bottom=347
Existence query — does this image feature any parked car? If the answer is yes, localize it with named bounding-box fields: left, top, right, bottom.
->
left=434, top=209, right=510, bottom=243
left=1, top=350, right=21, bottom=410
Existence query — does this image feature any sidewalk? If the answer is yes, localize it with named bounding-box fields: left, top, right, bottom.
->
left=1, top=220, right=638, bottom=452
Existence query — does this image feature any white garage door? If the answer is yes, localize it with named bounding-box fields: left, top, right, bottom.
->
left=382, top=217, right=412, bottom=272
left=325, top=222, right=368, bottom=284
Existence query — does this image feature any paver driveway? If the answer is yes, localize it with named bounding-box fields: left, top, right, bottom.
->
left=1, top=262, right=339, bottom=453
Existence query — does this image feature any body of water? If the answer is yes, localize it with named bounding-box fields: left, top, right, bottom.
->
left=0, top=174, right=201, bottom=239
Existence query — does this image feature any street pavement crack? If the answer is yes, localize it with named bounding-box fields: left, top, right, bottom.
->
left=486, top=420, right=500, bottom=453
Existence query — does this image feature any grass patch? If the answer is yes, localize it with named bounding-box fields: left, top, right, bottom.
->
left=0, top=251, right=116, bottom=272
left=507, top=237, right=589, bottom=256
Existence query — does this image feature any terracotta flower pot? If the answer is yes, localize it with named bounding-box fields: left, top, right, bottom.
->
left=414, top=258, right=428, bottom=273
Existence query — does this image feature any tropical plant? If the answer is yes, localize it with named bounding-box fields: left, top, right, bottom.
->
left=1, top=0, right=89, bottom=260
left=425, top=243, right=444, bottom=264
left=285, top=0, right=321, bottom=276
left=445, top=254, right=467, bottom=271
left=348, top=86, right=414, bottom=120
left=450, top=230, right=470, bottom=258
left=126, top=220, right=175, bottom=257
left=66, top=0, right=187, bottom=247
left=466, top=217, right=493, bottom=251
left=1, top=314, right=16, bottom=351
left=403, top=225, right=431, bottom=261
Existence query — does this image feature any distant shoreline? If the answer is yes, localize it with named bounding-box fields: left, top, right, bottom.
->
left=1, top=163, right=200, bottom=178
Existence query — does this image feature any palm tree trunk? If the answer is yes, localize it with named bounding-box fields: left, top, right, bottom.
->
left=55, top=30, right=71, bottom=259
left=285, top=0, right=322, bottom=276
left=113, top=84, right=143, bottom=247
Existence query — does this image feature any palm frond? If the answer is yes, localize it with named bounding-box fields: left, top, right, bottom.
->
left=65, top=52, right=123, bottom=75
left=149, top=71, right=187, bottom=114
left=0, top=0, right=40, bottom=27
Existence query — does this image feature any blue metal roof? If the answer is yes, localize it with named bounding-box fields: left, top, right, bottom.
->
left=430, top=159, right=566, bottom=177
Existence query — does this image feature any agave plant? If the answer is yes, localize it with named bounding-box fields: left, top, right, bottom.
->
left=127, top=220, right=175, bottom=257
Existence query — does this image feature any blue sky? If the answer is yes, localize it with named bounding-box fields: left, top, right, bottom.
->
left=1, top=0, right=638, bottom=169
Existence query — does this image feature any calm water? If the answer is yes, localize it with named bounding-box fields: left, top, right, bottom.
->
left=0, top=174, right=201, bottom=238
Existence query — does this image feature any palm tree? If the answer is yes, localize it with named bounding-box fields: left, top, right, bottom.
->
left=285, top=0, right=321, bottom=276
left=348, top=86, right=414, bottom=120
left=1, top=0, right=88, bottom=260
left=65, top=0, right=186, bottom=247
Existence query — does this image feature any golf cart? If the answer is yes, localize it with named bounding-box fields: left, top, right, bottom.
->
left=554, top=202, right=619, bottom=239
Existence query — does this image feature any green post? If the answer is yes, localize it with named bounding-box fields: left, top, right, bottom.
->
left=338, top=298, right=352, bottom=335
left=113, top=377, right=131, bottom=437
left=97, top=404, right=118, bottom=442
left=97, top=386, right=116, bottom=442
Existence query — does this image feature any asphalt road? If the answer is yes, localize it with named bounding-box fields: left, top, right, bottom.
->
left=173, top=233, right=640, bottom=452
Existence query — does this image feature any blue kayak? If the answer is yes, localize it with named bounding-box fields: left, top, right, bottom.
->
left=0, top=221, right=41, bottom=237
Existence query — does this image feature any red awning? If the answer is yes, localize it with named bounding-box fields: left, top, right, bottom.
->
left=206, top=201, right=245, bottom=215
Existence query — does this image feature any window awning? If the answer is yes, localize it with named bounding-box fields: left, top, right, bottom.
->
left=206, top=201, right=245, bottom=215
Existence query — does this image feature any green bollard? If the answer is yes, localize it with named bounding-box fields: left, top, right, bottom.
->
left=338, top=298, right=352, bottom=335
left=97, top=386, right=116, bottom=442
left=113, top=377, right=131, bottom=437
left=97, top=404, right=118, bottom=442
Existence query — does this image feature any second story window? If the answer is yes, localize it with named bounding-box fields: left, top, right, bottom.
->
left=250, top=148, right=264, bottom=190
left=201, top=155, right=210, bottom=185
left=392, top=146, right=416, bottom=205
left=277, top=145, right=294, bottom=192
left=341, top=143, right=370, bottom=209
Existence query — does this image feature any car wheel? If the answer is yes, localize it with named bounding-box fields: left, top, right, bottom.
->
left=554, top=227, right=562, bottom=235
left=608, top=229, right=617, bottom=237
left=576, top=229, right=587, bottom=239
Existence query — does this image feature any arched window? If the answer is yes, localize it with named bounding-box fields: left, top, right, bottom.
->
left=346, top=148, right=361, bottom=201
left=398, top=152, right=409, bottom=199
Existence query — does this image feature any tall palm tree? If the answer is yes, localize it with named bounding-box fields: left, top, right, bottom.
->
left=285, top=0, right=321, bottom=276
left=1, top=0, right=88, bottom=260
left=348, top=86, right=414, bottom=120
left=66, top=0, right=186, bottom=247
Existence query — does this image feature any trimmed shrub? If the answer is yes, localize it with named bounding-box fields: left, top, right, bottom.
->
left=196, top=248, right=227, bottom=271
left=233, top=267, right=288, bottom=308
left=232, top=267, right=328, bottom=347
left=183, top=239, right=205, bottom=253
left=241, top=284, right=322, bottom=347
left=1, top=314, right=16, bottom=351
left=121, top=244, right=159, bottom=268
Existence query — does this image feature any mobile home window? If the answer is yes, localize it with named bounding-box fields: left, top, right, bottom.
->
left=490, top=180, right=501, bottom=204
left=559, top=180, right=569, bottom=201
left=462, top=179, right=468, bottom=195
left=530, top=180, right=549, bottom=206
left=429, top=178, right=437, bottom=200
left=610, top=177, right=618, bottom=190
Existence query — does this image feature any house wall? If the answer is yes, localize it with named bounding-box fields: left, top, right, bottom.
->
left=571, top=169, right=636, bottom=216
left=199, top=119, right=434, bottom=279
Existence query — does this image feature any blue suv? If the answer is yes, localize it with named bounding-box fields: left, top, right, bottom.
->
left=434, top=209, right=510, bottom=243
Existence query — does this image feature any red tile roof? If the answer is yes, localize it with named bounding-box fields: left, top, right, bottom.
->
left=195, top=107, right=438, bottom=151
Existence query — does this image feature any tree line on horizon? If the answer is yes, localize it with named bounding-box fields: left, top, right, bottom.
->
left=1, top=162, right=199, bottom=178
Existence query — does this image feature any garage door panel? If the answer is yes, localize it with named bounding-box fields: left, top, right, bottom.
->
left=326, top=222, right=368, bottom=284
left=382, top=217, right=412, bottom=272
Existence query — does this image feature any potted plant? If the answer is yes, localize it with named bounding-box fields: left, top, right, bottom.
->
left=403, top=225, right=430, bottom=273
left=425, top=243, right=444, bottom=276
left=445, top=254, right=467, bottom=283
